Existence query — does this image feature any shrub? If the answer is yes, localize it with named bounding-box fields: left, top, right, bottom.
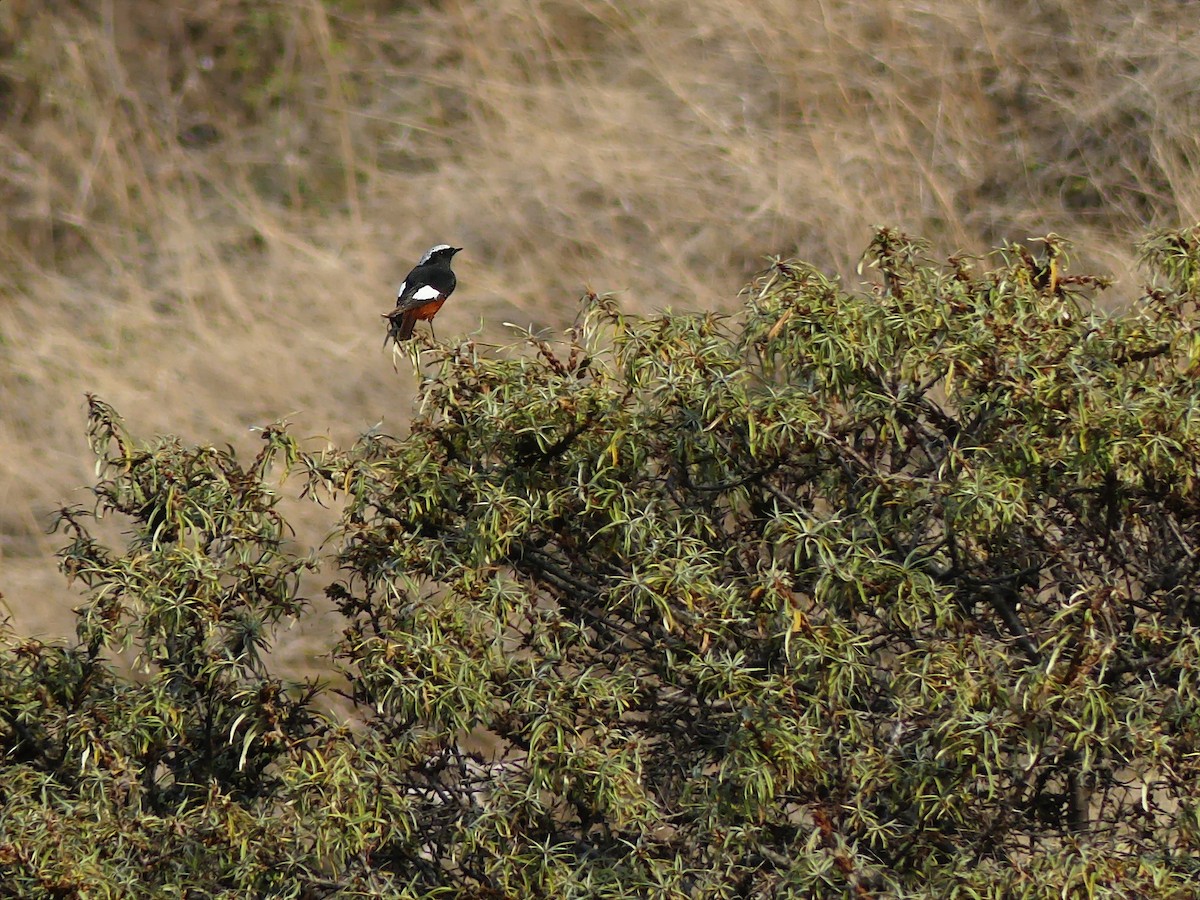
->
left=1, top=399, right=324, bottom=895
left=5, top=227, right=1200, bottom=896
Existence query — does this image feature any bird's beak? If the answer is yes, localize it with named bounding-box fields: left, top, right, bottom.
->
left=452, top=247, right=463, bottom=255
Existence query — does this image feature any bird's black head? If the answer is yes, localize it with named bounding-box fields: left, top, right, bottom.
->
left=419, top=244, right=463, bottom=266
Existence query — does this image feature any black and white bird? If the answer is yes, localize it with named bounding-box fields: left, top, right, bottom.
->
left=384, top=244, right=462, bottom=343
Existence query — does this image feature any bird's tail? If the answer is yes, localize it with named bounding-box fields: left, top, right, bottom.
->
left=382, top=310, right=416, bottom=346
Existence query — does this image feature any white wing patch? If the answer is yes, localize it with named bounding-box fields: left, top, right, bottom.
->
left=412, top=284, right=442, bottom=301
left=396, top=281, right=406, bottom=300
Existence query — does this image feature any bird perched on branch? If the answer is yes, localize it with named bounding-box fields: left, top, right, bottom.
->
left=384, top=244, right=462, bottom=343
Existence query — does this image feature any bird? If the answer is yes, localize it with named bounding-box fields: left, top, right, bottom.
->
left=384, top=244, right=462, bottom=344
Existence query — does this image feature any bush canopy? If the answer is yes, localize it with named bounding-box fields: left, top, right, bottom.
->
left=5, top=227, right=1200, bottom=897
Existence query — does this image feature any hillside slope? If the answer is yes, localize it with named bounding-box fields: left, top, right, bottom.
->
left=2, top=0, right=1199, bottom=637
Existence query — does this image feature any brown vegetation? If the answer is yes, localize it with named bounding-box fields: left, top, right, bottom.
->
left=2, top=0, right=1199, bottom=639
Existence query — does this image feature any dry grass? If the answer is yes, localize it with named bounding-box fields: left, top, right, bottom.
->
left=2, top=0, right=1199, bottom=643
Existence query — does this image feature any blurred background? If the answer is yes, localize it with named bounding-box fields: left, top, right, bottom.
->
left=2, top=0, right=1198, bottom=648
